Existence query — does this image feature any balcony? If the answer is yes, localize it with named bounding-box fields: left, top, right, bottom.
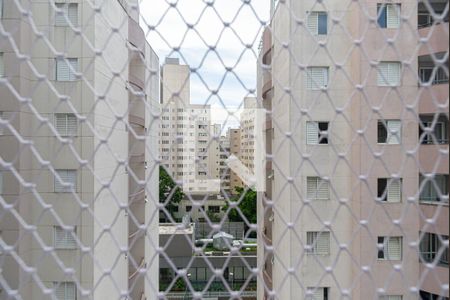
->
left=128, top=17, right=145, bottom=56
left=418, top=22, right=449, bottom=56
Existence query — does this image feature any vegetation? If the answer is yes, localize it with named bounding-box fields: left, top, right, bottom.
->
left=159, top=166, right=183, bottom=220
left=222, top=187, right=257, bottom=224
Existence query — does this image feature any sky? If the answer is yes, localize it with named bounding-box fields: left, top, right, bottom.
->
left=139, top=0, right=270, bottom=131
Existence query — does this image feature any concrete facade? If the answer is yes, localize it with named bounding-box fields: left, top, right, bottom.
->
left=258, top=1, right=448, bottom=300
left=0, top=1, right=159, bottom=299
left=159, top=59, right=220, bottom=195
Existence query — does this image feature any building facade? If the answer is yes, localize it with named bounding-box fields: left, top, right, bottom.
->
left=258, top=1, right=448, bottom=299
left=160, top=59, right=220, bottom=195
left=0, top=1, right=159, bottom=299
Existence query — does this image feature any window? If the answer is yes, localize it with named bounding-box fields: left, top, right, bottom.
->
left=56, top=58, right=78, bottom=81
left=306, top=231, right=330, bottom=255
left=55, top=3, right=78, bottom=26
left=185, top=205, right=192, bottom=212
left=419, top=174, right=449, bottom=203
left=54, top=169, right=77, bottom=193
left=378, top=120, right=401, bottom=144
left=306, top=287, right=329, bottom=300
left=0, top=52, right=4, bottom=77
left=208, top=206, right=220, bottom=213
left=377, top=62, right=401, bottom=86
left=306, top=122, right=329, bottom=145
left=53, top=226, right=77, bottom=249
left=55, top=113, right=77, bottom=136
left=419, top=66, right=449, bottom=85
left=0, top=171, right=2, bottom=195
left=307, top=67, right=329, bottom=90
left=377, top=3, right=401, bottom=28
left=419, top=115, right=449, bottom=144
left=420, top=232, right=449, bottom=266
left=307, top=177, right=329, bottom=200
left=53, top=282, right=76, bottom=300
left=377, top=236, right=402, bottom=260
left=307, top=12, right=327, bottom=35
left=0, top=0, right=3, bottom=19
left=419, top=290, right=449, bottom=300
left=377, top=178, right=402, bottom=202
left=379, top=296, right=402, bottom=300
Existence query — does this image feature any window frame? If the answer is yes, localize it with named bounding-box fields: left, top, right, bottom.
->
left=56, top=58, right=78, bottom=82
left=53, top=226, right=77, bottom=250
left=377, top=120, right=402, bottom=144
left=306, top=231, right=330, bottom=256
left=377, top=236, right=402, bottom=260
left=377, top=61, right=401, bottom=87
left=306, top=121, right=329, bottom=145
left=419, top=174, right=449, bottom=203
left=377, top=178, right=402, bottom=203
left=307, top=11, right=328, bottom=35
left=306, top=176, right=330, bottom=201
left=53, top=281, right=76, bottom=300
left=377, top=3, right=401, bottom=29
left=420, top=232, right=449, bottom=266
left=306, top=67, right=329, bottom=90
left=54, top=169, right=77, bottom=193
left=54, top=2, right=79, bottom=27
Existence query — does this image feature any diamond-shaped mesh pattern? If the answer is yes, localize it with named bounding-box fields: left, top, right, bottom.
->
left=0, top=0, right=448, bottom=300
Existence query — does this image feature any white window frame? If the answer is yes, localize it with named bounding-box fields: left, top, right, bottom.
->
left=307, top=176, right=330, bottom=200
left=378, top=178, right=402, bottom=203
left=306, top=287, right=329, bottom=300
left=377, top=62, right=401, bottom=86
left=54, top=169, right=77, bottom=193
left=56, top=58, right=78, bottom=81
left=306, top=231, right=330, bottom=255
left=55, top=113, right=78, bottom=136
left=53, top=226, right=77, bottom=249
left=378, top=236, right=402, bottom=260
left=55, top=2, right=78, bottom=26
left=307, top=11, right=328, bottom=35
left=306, top=121, right=329, bottom=145
left=53, top=281, right=76, bottom=300
left=307, top=67, right=329, bottom=90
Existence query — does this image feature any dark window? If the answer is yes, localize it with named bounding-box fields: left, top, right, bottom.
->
left=208, top=206, right=220, bottom=213
left=377, top=4, right=387, bottom=27
left=377, top=236, right=385, bottom=259
left=419, top=115, right=449, bottom=145
left=419, top=174, right=449, bottom=203
left=186, top=206, right=192, bottom=212
left=420, top=232, right=449, bottom=266
left=378, top=121, right=388, bottom=143
left=318, top=12, right=327, bottom=35
left=377, top=178, right=387, bottom=201
left=318, top=122, right=329, bottom=144
left=420, top=290, right=449, bottom=300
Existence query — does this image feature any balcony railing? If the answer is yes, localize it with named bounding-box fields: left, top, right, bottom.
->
left=419, top=67, right=449, bottom=85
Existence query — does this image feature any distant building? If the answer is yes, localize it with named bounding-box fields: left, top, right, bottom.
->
left=160, top=58, right=220, bottom=194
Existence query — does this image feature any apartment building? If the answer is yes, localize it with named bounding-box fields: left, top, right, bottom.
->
left=258, top=1, right=448, bottom=299
left=0, top=1, right=159, bottom=299
left=240, top=97, right=257, bottom=174
left=160, top=58, right=220, bottom=195
left=228, top=128, right=244, bottom=192
left=219, top=134, right=231, bottom=193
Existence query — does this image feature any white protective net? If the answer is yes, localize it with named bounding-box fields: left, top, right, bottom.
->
left=0, top=0, right=448, bottom=300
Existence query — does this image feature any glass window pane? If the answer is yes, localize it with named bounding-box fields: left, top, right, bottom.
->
left=318, top=13, right=327, bottom=35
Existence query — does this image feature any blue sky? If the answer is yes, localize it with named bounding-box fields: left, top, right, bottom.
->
left=140, top=0, right=270, bottom=131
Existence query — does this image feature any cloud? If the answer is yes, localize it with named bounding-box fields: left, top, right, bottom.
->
left=139, top=0, right=270, bottom=127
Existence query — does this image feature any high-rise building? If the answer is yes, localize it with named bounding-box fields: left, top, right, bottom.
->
left=258, top=1, right=448, bottom=299
left=0, top=1, right=160, bottom=299
left=219, top=134, right=232, bottom=193
left=240, top=97, right=258, bottom=174
left=228, top=128, right=244, bottom=192
left=160, top=58, right=220, bottom=195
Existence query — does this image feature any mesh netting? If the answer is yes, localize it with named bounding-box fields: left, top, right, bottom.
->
left=0, top=0, right=448, bottom=299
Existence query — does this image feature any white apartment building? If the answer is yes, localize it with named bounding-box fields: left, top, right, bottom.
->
left=257, top=1, right=448, bottom=300
left=0, top=1, right=159, bottom=299
left=240, top=97, right=257, bottom=174
left=160, top=58, right=220, bottom=195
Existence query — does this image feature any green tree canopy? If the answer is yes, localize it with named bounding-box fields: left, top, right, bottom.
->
left=222, top=187, right=257, bottom=224
left=159, top=166, right=183, bottom=220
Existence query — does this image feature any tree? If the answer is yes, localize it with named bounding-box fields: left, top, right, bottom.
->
left=159, top=166, right=183, bottom=221
left=222, top=187, right=257, bottom=224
